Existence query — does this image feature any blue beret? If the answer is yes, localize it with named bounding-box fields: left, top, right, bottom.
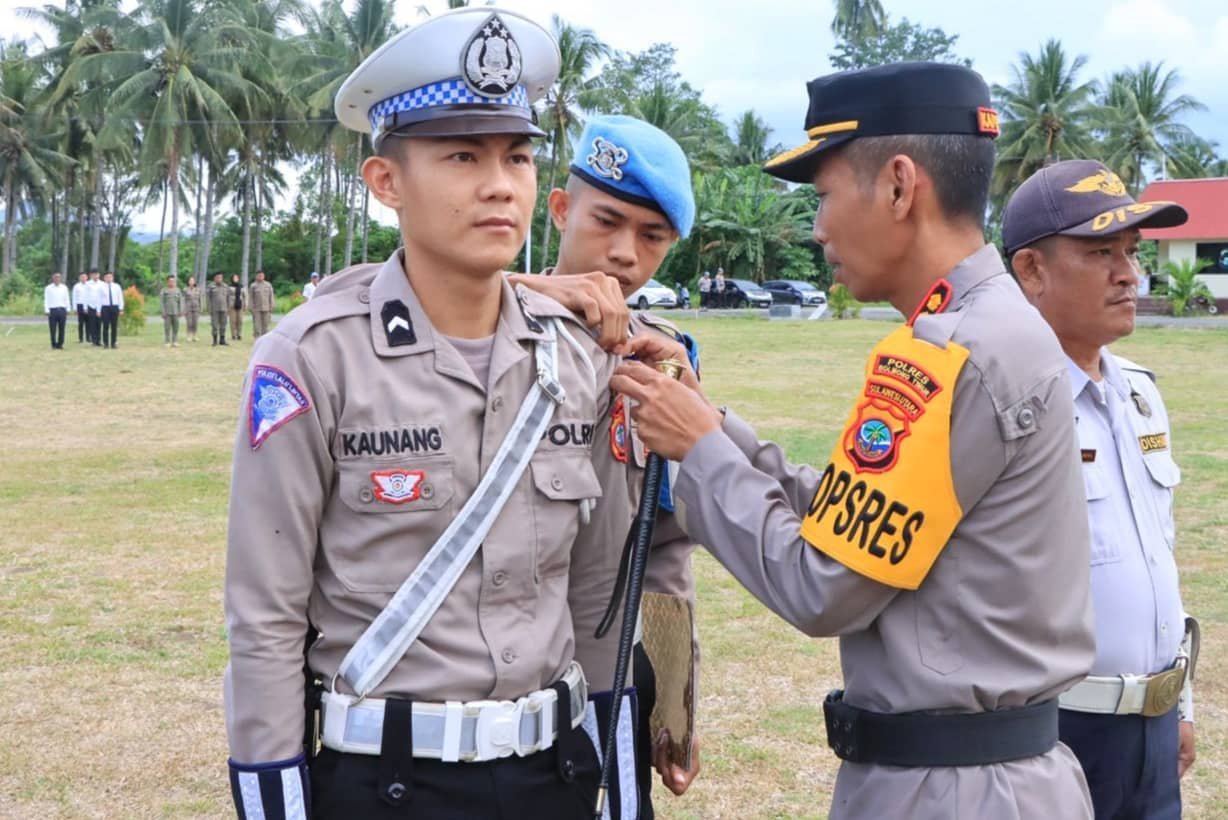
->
left=569, top=115, right=695, bottom=238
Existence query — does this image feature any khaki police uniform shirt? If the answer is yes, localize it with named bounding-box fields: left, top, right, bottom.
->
left=159, top=288, right=183, bottom=317
left=672, top=246, right=1095, bottom=815
left=224, top=252, right=621, bottom=764
left=566, top=309, right=699, bottom=687
left=249, top=280, right=276, bottom=313
left=208, top=283, right=230, bottom=313
left=184, top=286, right=202, bottom=314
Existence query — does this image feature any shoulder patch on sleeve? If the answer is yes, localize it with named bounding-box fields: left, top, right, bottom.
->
left=799, top=324, right=969, bottom=590
left=249, top=365, right=312, bottom=450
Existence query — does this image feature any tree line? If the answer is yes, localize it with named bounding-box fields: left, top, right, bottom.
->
left=0, top=0, right=1221, bottom=308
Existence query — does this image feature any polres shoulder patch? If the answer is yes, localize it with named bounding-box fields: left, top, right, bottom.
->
left=249, top=364, right=311, bottom=450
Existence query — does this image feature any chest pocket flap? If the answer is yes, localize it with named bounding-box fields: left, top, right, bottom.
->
left=1082, top=461, right=1109, bottom=501
left=1143, top=452, right=1181, bottom=489
left=531, top=451, right=603, bottom=501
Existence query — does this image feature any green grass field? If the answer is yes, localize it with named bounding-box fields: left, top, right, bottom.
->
left=1, top=315, right=1225, bottom=818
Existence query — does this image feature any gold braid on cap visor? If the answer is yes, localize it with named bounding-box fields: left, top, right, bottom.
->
left=765, top=120, right=860, bottom=169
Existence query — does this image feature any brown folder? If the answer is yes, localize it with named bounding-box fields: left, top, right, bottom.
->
left=641, top=591, right=696, bottom=770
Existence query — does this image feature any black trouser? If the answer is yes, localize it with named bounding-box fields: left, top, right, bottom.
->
left=88, top=307, right=100, bottom=344
left=309, top=723, right=600, bottom=819
left=76, top=306, right=87, bottom=342
left=1060, top=707, right=1181, bottom=820
left=47, top=307, right=67, bottom=348
left=633, top=642, right=657, bottom=820
left=100, top=305, right=120, bottom=347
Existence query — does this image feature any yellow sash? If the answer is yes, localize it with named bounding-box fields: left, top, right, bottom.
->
left=800, top=323, right=969, bottom=590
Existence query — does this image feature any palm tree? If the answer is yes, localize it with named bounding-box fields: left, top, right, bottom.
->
left=295, top=0, right=397, bottom=273
left=731, top=109, right=774, bottom=167
left=537, top=16, right=609, bottom=265
left=1096, top=63, right=1205, bottom=194
left=1166, top=134, right=1228, bottom=179
left=992, top=39, right=1097, bottom=209
left=59, top=0, right=262, bottom=282
left=1162, top=258, right=1214, bottom=315
left=0, top=41, right=73, bottom=275
left=831, top=0, right=886, bottom=40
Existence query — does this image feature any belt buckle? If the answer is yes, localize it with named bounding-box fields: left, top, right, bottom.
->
left=473, top=699, right=524, bottom=760
left=1141, top=663, right=1185, bottom=717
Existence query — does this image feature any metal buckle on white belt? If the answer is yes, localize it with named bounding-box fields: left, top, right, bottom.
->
left=1060, top=660, right=1186, bottom=717
left=321, top=663, right=587, bottom=762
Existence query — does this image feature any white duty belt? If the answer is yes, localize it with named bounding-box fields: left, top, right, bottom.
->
left=321, top=663, right=588, bottom=762
left=336, top=318, right=566, bottom=698
left=1059, top=659, right=1186, bottom=718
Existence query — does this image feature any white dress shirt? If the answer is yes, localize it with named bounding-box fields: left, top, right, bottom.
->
left=1070, top=351, right=1184, bottom=679
left=101, top=281, right=124, bottom=310
left=85, top=280, right=104, bottom=311
left=44, top=283, right=71, bottom=312
left=72, top=282, right=88, bottom=309
left=303, top=281, right=317, bottom=300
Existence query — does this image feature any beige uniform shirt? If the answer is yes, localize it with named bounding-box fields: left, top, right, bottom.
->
left=249, top=280, right=275, bottom=312
left=208, top=283, right=230, bottom=313
left=673, top=246, right=1095, bottom=818
left=159, top=288, right=183, bottom=317
left=567, top=310, right=699, bottom=687
left=184, top=287, right=202, bottom=314
left=224, top=252, right=620, bottom=764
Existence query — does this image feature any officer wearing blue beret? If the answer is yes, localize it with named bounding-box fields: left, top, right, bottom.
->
left=222, top=8, right=638, bottom=819
left=514, top=114, right=703, bottom=816
left=613, top=61, right=1098, bottom=818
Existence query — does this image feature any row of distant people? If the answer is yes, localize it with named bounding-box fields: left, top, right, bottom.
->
left=40, top=268, right=321, bottom=349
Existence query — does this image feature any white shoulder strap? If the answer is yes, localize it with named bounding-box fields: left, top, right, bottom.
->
left=336, top=319, right=567, bottom=697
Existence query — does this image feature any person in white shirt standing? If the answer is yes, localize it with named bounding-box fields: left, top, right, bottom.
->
left=71, top=272, right=89, bottom=343
left=99, top=271, right=125, bottom=349
left=1005, top=160, right=1198, bottom=820
left=302, top=271, right=319, bottom=300
left=85, top=269, right=104, bottom=346
left=43, top=272, right=71, bottom=350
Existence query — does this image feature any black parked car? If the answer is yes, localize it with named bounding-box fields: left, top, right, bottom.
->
left=762, top=279, right=828, bottom=306
left=723, top=279, right=774, bottom=308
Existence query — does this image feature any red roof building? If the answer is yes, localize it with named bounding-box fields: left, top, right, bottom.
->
left=1139, top=178, right=1228, bottom=240
left=1138, top=177, right=1228, bottom=299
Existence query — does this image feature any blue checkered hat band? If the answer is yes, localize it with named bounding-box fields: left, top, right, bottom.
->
left=368, top=79, right=530, bottom=139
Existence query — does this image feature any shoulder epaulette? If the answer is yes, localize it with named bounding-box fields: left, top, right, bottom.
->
left=633, top=310, right=683, bottom=339
left=272, top=286, right=370, bottom=345
left=312, top=263, right=381, bottom=299
left=1113, top=354, right=1157, bottom=383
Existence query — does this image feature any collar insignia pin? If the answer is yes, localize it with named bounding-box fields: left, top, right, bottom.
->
left=1132, top=390, right=1152, bottom=418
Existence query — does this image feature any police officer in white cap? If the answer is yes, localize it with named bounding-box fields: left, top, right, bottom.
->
left=223, top=9, right=631, bottom=818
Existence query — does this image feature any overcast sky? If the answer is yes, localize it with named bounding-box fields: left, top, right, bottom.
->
left=5, top=0, right=1226, bottom=234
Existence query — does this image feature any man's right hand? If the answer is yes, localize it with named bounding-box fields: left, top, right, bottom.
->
left=507, top=271, right=630, bottom=352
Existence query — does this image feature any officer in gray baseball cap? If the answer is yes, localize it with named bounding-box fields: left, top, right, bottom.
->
left=1005, top=160, right=1198, bottom=820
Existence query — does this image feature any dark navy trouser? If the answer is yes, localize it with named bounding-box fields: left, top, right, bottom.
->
left=1060, top=707, right=1181, bottom=820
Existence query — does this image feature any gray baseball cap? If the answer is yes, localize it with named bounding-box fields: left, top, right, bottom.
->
left=1002, top=159, right=1187, bottom=255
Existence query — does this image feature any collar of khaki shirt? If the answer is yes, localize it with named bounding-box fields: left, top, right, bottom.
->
left=365, top=251, right=585, bottom=361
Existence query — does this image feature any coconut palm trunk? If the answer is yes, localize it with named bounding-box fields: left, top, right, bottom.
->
left=89, top=164, right=104, bottom=270
left=539, top=137, right=562, bottom=268
left=2, top=167, right=14, bottom=275
left=59, top=188, right=71, bottom=275
left=343, top=132, right=362, bottom=268
left=199, top=170, right=216, bottom=278
left=255, top=164, right=264, bottom=274
left=361, top=187, right=370, bottom=263
left=193, top=153, right=204, bottom=279
left=169, top=150, right=184, bottom=280
left=157, top=175, right=169, bottom=276
left=107, top=170, right=120, bottom=274
left=323, top=150, right=334, bottom=275
left=240, top=172, right=253, bottom=288
left=313, top=151, right=325, bottom=275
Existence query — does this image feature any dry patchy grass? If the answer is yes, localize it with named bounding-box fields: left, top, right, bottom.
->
left=0, top=316, right=1225, bottom=819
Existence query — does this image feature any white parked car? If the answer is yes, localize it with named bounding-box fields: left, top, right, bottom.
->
left=626, top=279, right=677, bottom=310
